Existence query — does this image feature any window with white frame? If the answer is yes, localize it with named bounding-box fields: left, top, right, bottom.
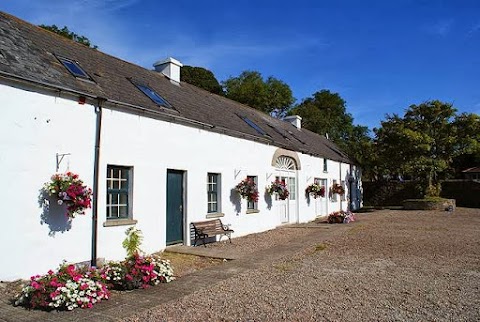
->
left=323, top=159, right=328, bottom=172
left=247, top=175, right=258, bottom=210
left=331, top=179, right=338, bottom=202
left=106, top=165, right=133, bottom=219
left=288, top=177, right=296, bottom=200
left=207, top=173, right=221, bottom=213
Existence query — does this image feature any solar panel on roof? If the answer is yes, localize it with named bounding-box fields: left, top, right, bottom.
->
left=57, top=56, right=92, bottom=80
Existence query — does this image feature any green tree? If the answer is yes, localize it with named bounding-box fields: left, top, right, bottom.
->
left=39, top=24, right=97, bottom=49
left=375, top=100, right=457, bottom=196
left=181, top=65, right=223, bottom=95
left=451, top=112, right=480, bottom=175
left=289, top=90, right=354, bottom=143
left=288, top=89, right=373, bottom=171
left=222, top=71, right=294, bottom=117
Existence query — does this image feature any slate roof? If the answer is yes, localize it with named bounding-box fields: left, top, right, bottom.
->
left=0, top=11, right=351, bottom=164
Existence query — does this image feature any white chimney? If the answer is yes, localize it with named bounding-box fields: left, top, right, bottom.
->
left=283, top=115, right=302, bottom=129
left=153, top=57, right=183, bottom=83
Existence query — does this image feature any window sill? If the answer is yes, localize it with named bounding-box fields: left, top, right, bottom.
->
left=246, top=209, right=260, bottom=214
left=103, top=219, right=138, bottom=227
left=206, top=212, right=225, bottom=219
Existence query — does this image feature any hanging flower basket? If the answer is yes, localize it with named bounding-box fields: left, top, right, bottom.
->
left=235, top=178, right=259, bottom=202
left=44, top=172, right=92, bottom=218
left=305, top=183, right=325, bottom=199
left=266, top=180, right=289, bottom=200
left=331, top=183, right=345, bottom=195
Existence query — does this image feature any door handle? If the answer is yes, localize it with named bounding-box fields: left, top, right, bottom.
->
left=179, top=205, right=183, bottom=212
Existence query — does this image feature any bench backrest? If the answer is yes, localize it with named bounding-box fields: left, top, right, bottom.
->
left=192, top=219, right=224, bottom=234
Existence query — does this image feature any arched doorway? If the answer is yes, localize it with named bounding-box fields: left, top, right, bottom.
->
left=272, top=152, right=299, bottom=224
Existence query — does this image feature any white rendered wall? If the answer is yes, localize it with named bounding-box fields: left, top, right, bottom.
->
left=0, top=84, right=96, bottom=280
left=0, top=83, right=358, bottom=279
left=96, top=108, right=354, bottom=260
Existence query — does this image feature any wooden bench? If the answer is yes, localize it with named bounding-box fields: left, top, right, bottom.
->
left=191, top=219, right=234, bottom=247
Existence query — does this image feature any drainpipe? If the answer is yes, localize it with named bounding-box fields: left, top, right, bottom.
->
left=91, top=98, right=105, bottom=267
left=339, top=162, right=342, bottom=210
left=348, top=164, right=354, bottom=211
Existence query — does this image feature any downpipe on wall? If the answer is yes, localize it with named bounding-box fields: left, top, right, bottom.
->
left=91, top=99, right=105, bottom=268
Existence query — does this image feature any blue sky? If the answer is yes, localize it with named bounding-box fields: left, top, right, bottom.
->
left=2, top=0, right=480, bottom=130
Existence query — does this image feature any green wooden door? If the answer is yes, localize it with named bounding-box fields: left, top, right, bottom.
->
left=166, top=170, right=184, bottom=245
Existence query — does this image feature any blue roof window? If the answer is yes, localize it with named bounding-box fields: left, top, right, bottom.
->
left=237, top=114, right=269, bottom=137
left=131, top=81, right=172, bottom=108
left=57, top=56, right=92, bottom=80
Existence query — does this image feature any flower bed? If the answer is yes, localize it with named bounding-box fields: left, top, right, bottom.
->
left=15, top=254, right=174, bottom=311
left=327, top=210, right=356, bottom=224
left=15, top=263, right=109, bottom=311
left=104, top=253, right=174, bottom=290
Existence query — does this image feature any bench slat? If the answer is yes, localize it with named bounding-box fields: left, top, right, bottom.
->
left=191, top=219, right=233, bottom=247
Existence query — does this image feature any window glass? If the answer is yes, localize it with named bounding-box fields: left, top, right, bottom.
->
left=57, top=56, right=92, bottom=80
left=247, top=175, right=258, bottom=210
left=107, top=165, right=132, bottom=219
left=207, top=173, right=221, bottom=213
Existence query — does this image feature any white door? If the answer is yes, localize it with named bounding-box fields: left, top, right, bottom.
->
left=314, top=178, right=328, bottom=217
left=274, top=156, right=298, bottom=224
left=275, top=174, right=296, bottom=223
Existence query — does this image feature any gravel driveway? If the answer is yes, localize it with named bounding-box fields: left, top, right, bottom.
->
left=125, top=208, right=480, bottom=322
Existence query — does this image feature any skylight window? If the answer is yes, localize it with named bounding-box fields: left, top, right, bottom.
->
left=132, top=82, right=172, bottom=108
left=57, top=56, right=92, bottom=80
left=237, top=114, right=268, bottom=136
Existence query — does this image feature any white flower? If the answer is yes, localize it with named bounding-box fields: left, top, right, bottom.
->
left=57, top=199, right=63, bottom=205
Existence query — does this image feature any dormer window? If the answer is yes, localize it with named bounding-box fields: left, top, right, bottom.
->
left=131, top=80, right=172, bottom=108
left=57, top=56, right=92, bottom=80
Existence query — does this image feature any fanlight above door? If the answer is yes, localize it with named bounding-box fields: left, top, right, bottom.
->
left=275, top=156, right=296, bottom=170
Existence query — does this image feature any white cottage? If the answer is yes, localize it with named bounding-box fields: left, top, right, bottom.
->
left=0, top=12, right=361, bottom=280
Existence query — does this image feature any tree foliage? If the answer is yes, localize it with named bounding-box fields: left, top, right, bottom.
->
left=289, top=90, right=353, bottom=142
left=39, top=24, right=97, bottom=49
left=181, top=65, right=223, bottom=95
left=222, top=71, right=294, bottom=117
left=451, top=112, right=480, bottom=175
left=372, top=100, right=477, bottom=196
left=288, top=89, right=373, bottom=170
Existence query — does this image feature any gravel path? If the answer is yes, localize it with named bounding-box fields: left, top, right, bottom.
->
left=124, top=208, right=480, bottom=321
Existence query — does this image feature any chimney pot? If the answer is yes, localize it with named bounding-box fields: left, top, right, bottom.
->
left=153, top=57, right=183, bottom=83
